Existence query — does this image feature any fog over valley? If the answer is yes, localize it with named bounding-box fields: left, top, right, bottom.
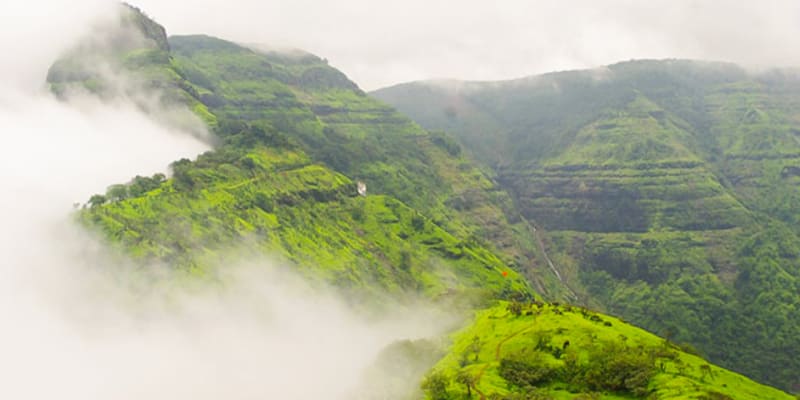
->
left=2, top=1, right=800, bottom=399
left=0, top=4, right=446, bottom=398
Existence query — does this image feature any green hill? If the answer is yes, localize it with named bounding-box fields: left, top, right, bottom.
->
left=373, top=60, right=800, bottom=391
left=423, top=302, right=793, bottom=400
left=164, top=34, right=574, bottom=298
left=48, top=5, right=795, bottom=398
left=51, top=5, right=539, bottom=305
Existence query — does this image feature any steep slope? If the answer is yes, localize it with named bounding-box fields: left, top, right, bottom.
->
left=50, top=6, right=536, bottom=304
left=162, top=34, right=573, bottom=298
left=83, top=143, right=531, bottom=303
left=424, top=302, right=793, bottom=400
left=47, top=3, right=217, bottom=128
left=374, top=60, right=800, bottom=391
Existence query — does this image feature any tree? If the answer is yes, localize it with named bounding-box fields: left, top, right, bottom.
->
left=412, top=215, right=426, bottom=231
left=399, top=250, right=412, bottom=271
left=170, top=158, right=195, bottom=191
left=469, top=336, right=482, bottom=361
left=421, top=371, right=450, bottom=400
left=106, top=184, right=128, bottom=201
left=699, top=364, right=715, bottom=381
left=88, top=194, right=107, bottom=208
left=507, top=301, right=523, bottom=316
left=456, top=370, right=476, bottom=398
left=254, top=192, right=274, bottom=212
left=128, top=174, right=165, bottom=197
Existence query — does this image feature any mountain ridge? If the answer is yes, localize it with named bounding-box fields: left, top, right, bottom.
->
left=46, top=5, right=797, bottom=397
left=373, top=59, right=800, bottom=391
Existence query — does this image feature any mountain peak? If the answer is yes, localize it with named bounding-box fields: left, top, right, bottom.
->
left=120, top=2, right=170, bottom=52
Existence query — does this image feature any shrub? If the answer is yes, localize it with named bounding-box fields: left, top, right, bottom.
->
left=582, top=343, right=656, bottom=397
left=499, top=353, right=558, bottom=387
left=421, top=371, right=450, bottom=400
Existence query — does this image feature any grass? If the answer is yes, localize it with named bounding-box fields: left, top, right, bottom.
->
left=81, top=145, right=533, bottom=304
left=428, top=302, right=793, bottom=399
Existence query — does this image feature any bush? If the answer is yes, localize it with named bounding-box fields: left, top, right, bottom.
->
left=431, top=131, right=462, bottom=156
left=88, top=194, right=107, bottom=208
left=254, top=192, right=274, bottom=212
left=499, top=354, right=558, bottom=387
left=582, top=343, right=656, bottom=397
left=412, top=215, right=426, bottom=231
left=421, top=371, right=450, bottom=400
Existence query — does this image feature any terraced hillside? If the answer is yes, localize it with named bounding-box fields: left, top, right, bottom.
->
left=83, top=144, right=532, bottom=304
left=374, top=61, right=800, bottom=391
left=49, top=5, right=544, bottom=305
left=164, top=34, right=565, bottom=296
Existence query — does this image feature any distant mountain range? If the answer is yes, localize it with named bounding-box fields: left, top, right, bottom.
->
left=374, top=60, right=800, bottom=391
left=47, top=4, right=798, bottom=397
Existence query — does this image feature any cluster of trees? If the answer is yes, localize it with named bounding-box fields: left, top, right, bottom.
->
left=593, top=224, right=800, bottom=390
left=430, top=131, right=462, bottom=157
left=88, top=173, right=166, bottom=207
left=423, top=340, right=661, bottom=400
left=215, top=119, right=291, bottom=149
left=497, top=341, right=664, bottom=398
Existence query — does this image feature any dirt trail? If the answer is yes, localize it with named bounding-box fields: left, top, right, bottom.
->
left=472, top=324, right=533, bottom=400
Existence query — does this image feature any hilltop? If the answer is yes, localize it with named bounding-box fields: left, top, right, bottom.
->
left=425, top=301, right=793, bottom=400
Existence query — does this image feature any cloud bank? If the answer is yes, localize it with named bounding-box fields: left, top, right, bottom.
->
left=0, top=2, right=446, bottom=399
left=125, top=0, right=800, bottom=90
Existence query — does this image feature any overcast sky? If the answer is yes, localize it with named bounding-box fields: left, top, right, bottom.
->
left=118, top=0, right=800, bottom=90
left=3, top=1, right=800, bottom=90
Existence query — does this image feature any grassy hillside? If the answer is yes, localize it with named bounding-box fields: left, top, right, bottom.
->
left=48, top=6, right=794, bottom=397
left=374, top=60, right=800, bottom=391
left=161, top=34, right=573, bottom=298
left=48, top=5, right=540, bottom=305
left=82, top=141, right=532, bottom=304
left=424, top=302, right=793, bottom=399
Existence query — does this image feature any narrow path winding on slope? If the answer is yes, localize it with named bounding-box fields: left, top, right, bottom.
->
left=472, top=324, right=535, bottom=400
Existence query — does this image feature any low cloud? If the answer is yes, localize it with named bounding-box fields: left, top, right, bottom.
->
left=0, top=223, right=448, bottom=399
left=121, top=0, right=800, bottom=90
left=0, top=3, right=450, bottom=399
left=0, top=88, right=447, bottom=397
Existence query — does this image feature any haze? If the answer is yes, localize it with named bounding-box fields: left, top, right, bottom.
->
left=0, top=2, right=446, bottom=399
left=2, top=1, right=799, bottom=398
left=122, top=0, right=800, bottom=90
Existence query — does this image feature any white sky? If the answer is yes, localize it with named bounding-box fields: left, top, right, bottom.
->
left=123, top=0, right=800, bottom=90
left=2, top=1, right=800, bottom=90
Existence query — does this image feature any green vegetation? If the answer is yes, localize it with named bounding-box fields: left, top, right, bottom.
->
left=374, top=60, right=800, bottom=391
left=81, top=138, right=532, bottom=302
left=164, top=34, right=573, bottom=299
left=53, top=6, right=536, bottom=305
left=423, top=302, right=793, bottom=399
left=49, top=6, right=796, bottom=398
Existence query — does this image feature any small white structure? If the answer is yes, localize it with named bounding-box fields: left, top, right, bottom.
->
left=357, top=181, right=367, bottom=197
